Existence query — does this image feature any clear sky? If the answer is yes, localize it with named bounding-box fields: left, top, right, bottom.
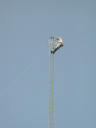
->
left=1, top=0, right=96, bottom=128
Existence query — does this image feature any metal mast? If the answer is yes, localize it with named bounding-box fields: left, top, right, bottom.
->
left=47, top=37, right=54, bottom=128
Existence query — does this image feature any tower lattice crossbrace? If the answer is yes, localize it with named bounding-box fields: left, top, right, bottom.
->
left=47, top=37, right=54, bottom=128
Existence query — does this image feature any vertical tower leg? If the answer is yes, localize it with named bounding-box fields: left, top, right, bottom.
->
left=48, top=47, right=54, bottom=128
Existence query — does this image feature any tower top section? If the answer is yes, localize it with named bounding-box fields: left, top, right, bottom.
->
left=47, top=36, right=54, bottom=48
left=50, top=36, right=54, bottom=40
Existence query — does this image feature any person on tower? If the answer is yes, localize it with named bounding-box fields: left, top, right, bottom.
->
left=51, top=37, right=64, bottom=54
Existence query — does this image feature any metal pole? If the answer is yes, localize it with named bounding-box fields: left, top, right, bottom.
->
left=48, top=40, right=54, bottom=128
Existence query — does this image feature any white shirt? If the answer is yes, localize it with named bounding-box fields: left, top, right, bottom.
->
left=58, top=37, right=62, bottom=42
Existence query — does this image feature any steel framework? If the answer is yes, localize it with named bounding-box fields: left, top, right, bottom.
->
left=47, top=37, right=54, bottom=128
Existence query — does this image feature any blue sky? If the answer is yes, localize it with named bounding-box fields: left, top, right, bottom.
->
left=1, top=0, right=96, bottom=128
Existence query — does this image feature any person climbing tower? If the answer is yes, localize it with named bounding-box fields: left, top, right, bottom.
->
left=51, top=37, right=64, bottom=54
